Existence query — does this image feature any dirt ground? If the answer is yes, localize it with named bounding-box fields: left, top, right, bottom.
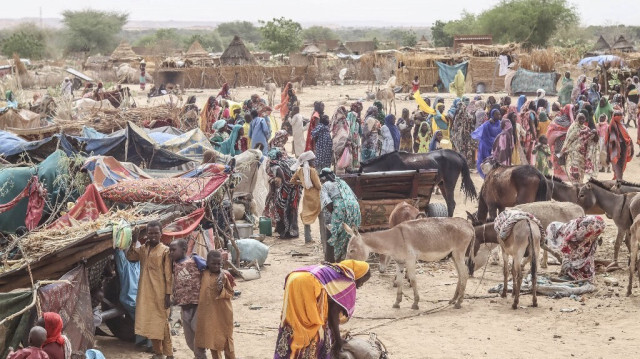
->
left=95, top=84, right=640, bottom=358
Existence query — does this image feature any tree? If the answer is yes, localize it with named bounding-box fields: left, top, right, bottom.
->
left=389, top=29, right=418, bottom=47
left=186, top=33, right=224, bottom=52
left=303, top=26, right=338, bottom=42
left=62, top=10, right=128, bottom=54
left=1, top=24, right=47, bottom=59
left=259, top=17, right=303, bottom=55
left=431, top=20, right=453, bottom=47
left=443, top=11, right=479, bottom=38
left=217, top=21, right=262, bottom=44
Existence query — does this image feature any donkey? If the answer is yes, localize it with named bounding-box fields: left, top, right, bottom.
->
left=627, top=214, right=640, bottom=296
left=381, top=202, right=426, bottom=275
left=264, top=82, right=277, bottom=107
left=375, top=87, right=396, bottom=115
left=344, top=217, right=474, bottom=309
left=494, top=210, right=541, bottom=309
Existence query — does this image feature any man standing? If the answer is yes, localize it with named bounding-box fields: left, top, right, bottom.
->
left=127, top=221, right=173, bottom=359
left=289, top=106, right=306, bottom=157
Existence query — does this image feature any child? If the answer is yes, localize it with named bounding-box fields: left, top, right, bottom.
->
left=194, top=251, right=236, bottom=359
left=596, top=114, right=610, bottom=172
left=7, top=326, right=49, bottom=359
left=533, top=135, right=551, bottom=176
left=429, top=130, right=444, bottom=151
left=169, top=239, right=206, bottom=357
left=415, top=121, right=432, bottom=153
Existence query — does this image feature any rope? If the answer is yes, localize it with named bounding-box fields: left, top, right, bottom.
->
left=0, top=280, right=70, bottom=327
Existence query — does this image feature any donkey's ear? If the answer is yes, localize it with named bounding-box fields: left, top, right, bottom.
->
left=351, top=225, right=359, bottom=234
left=342, top=223, right=353, bottom=234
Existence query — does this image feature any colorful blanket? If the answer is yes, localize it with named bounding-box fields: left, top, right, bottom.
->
left=49, top=184, right=108, bottom=229
left=100, top=174, right=229, bottom=204
left=83, top=156, right=151, bottom=191
left=161, top=208, right=205, bottom=244
left=494, top=209, right=544, bottom=242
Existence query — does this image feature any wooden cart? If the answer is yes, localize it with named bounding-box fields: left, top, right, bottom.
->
left=339, top=169, right=446, bottom=231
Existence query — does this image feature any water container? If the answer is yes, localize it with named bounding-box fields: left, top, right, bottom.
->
left=259, top=217, right=272, bottom=236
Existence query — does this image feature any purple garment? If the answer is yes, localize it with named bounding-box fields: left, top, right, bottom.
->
left=384, top=115, right=401, bottom=150
left=291, top=263, right=357, bottom=317
left=472, top=112, right=502, bottom=178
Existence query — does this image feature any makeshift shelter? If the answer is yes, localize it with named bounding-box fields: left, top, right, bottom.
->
left=301, top=44, right=322, bottom=55
left=185, top=40, right=214, bottom=67
left=416, top=35, right=431, bottom=48
left=334, top=43, right=352, bottom=55
left=0, top=109, right=48, bottom=130
left=612, top=35, right=634, bottom=53
left=453, top=35, right=492, bottom=52
left=588, top=35, right=612, bottom=55
left=110, top=41, right=141, bottom=66
left=436, top=61, right=469, bottom=90
left=220, top=36, right=257, bottom=66
left=510, top=69, right=560, bottom=96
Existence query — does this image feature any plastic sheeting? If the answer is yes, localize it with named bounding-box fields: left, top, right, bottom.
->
left=578, top=55, right=624, bottom=67
left=436, top=61, right=468, bottom=89
left=114, top=249, right=139, bottom=318
left=510, top=69, right=559, bottom=96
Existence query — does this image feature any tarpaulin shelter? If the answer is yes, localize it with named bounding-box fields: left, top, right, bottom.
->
left=0, top=131, right=78, bottom=161
left=0, top=151, right=73, bottom=233
left=83, top=156, right=151, bottom=191
left=436, top=61, right=468, bottom=90
left=510, top=69, right=560, bottom=96
left=578, top=55, right=624, bottom=68
left=154, top=128, right=214, bottom=159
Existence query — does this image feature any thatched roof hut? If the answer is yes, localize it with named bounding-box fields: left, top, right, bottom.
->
left=612, top=35, right=634, bottom=53
left=416, top=35, right=431, bottom=48
left=185, top=40, right=214, bottom=67
left=220, top=36, right=257, bottom=66
left=301, top=44, right=322, bottom=55
left=588, top=35, right=611, bottom=55
left=110, top=41, right=141, bottom=65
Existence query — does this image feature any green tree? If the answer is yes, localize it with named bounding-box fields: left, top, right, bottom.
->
left=303, top=26, right=338, bottom=42
left=431, top=20, right=453, bottom=47
left=443, top=11, right=479, bottom=37
left=259, top=17, right=303, bottom=55
left=62, top=10, right=128, bottom=54
left=186, top=33, right=224, bottom=52
left=1, top=23, right=47, bottom=59
left=217, top=21, right=262, bottom=44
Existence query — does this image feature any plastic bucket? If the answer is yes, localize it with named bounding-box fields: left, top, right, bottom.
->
left=232, top=223, right=253, bottom=238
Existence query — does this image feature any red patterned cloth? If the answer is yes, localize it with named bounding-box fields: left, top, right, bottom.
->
left=494, top=209, right=544, bottom=242
left=161, top=208, right=205, bottom=244
left=0, top=176, right=47, bottom=230
left=100, top=174, right=228, bottom=204
left=49, top=184, right=108, bottom=229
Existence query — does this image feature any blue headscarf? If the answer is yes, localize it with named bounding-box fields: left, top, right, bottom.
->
left=448, top=98, right=461, bottom=118
left=384, top=114, right=401, bottom=150
left=516, top=95, right=527, bottom=112
left=429, top=130, right=442, bottom=151
left=218, top=124, right=243, bottom=155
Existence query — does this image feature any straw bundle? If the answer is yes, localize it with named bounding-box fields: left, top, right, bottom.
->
left=519, top=48, right=556, bottom=73
left=1, top=209, right=160, bottom=273
left=459, top=43, right=519, bottom=57
left=55, top=105, right=181, bottom=134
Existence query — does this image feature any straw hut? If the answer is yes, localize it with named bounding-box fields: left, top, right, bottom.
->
left=110, top=41, right=141, bottom=66
left=185, top=40, right=214, bottom=67
left=612, top=35, right=634, bottom=53
left=587, top=35, right=612, bottom=55
left=334, top=43, right=352, bottom=55
left=220, top=36, right=257, bottom=66
left=416, top=35, right=431, bottom=49
left=301, top=44, right=322, bottom=55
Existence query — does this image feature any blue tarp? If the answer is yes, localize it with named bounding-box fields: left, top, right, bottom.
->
left=0, top=132, right=77, bottom=159
left=511, top=69, right=559, bottom=96
left=578, top=55, right=624, bottom=67
left=114, top=249, right=138, bottom=318
left=436, top=61, right=468, bottom=88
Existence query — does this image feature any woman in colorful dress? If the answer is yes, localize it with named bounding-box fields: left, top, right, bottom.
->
left=431, top=103, right=450, bottom=140
left=451, top=98, right=476, bottom=168
left=200, top=96, right=220, bottom=134
left=346, top=102, right=363, bottom=170
left=361, top=106, right=381, bottom=162
left=306, top=101, right=324, bottom=152
left=472, top=108, right=502, bottom=178
left=273, top=260, right=371, bottom=359
left=312, top=115, right=333, bottom=170
left=264, top=147, right=302, bottom=239
left=319, top=168, right=361, bottom=262
left=606, top=107, right=634, bottom=179
left=397, top=108, right=414, bottom=152
left=546, top=104, right=574, bottom=181
left=330, top=106, right=350, bottom=173
left=415, top=121, right=432, bottom=153
left=380, top=114, right=400, bottom=155
left=492, top=118, right=514, bottom=166
left=561, top=113, right=599, bottom=184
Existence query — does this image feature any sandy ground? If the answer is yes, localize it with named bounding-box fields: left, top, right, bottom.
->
left=94, top=85, right=640, bottom=358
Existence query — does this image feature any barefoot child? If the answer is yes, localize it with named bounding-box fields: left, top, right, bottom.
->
left=7, top=327, right=49, bottom=359
left=169, top=239, right=206, bottom=357
left=195, top=251, right=236, bottom=359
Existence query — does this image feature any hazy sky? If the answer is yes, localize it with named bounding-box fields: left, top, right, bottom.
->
left=10, top=0, right=640, bottom=26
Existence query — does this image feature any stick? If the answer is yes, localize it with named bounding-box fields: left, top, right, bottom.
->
left=0, top=280, right=70, bottom=326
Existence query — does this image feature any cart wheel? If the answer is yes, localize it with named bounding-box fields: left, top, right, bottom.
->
left=426, top=203, right=449, bottom=218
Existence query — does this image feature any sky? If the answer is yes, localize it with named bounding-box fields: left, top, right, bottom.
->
left=8, top=0, right=640, bottom=27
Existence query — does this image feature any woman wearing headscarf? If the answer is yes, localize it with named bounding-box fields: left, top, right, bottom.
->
left=311, top=115, right=333, bottom=170
left=373, top=100, right=386, bottom=124
left=217, top=124, right=244, bottom=156
left=472, top=108, right=502, bottom=178
left=346, top=102, right=363, bottom=170
left=474, top=100, right=487, bottom=128
left=397, top=108, right=414, bottom=152
left=448, top=98, right=461, bottom=119
left=217, top=82, right=230, bottom=100
left=290, top=151, right=322, bottom=243
left=560, top=113, right=599, bottom=184
left=269, top=129, right=289, bottom=150
left=273, top=260, right=370, bottom=359
left=519, top=100, right=538, bottom=164
left=492, top=118, right=515, bottom=166
left=431, top=103, right=450, bottom=140
left=264, top=147, right=302, bottom=239
left=547, top=104, right=574, bottom=181
left=451, top=97, right=477, bottom=168
left=37, top=313, right=71, bottom=359
left=606, top=107, right=634, bottom=180
left=516, top=95, right=527, bottom=113
left=330, top=106, right=350, bottom=172
left=449, top=69, right=465, bottom=98
left=200, top=96, right=220, bottom=134
left=415, top=121, right=432, bottom=153
left=595, top=97, right=614, bottom=124
left=558, top=72, right=574, bottom=106
left=305, top=101, right=324, bottom=151
left=249, top=110, right=271, bottom=155
left=587, top=83, right=601, bottom=107
left=180, top=95, right=199, bottom=129
left=571, top=75, right=587, bottom=103
left=429, top=130, right=443, bottom=152
left=361, top=106, right=381, bottom=162
left=319, top=168, right=361, bottom=261
left=275, top=82, right=293, bottom=120
left=537, top=109, right=550, bottom=138
left=380, top=114, right=400, bottom=155
left=210, top=120, right=230, bottom=143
